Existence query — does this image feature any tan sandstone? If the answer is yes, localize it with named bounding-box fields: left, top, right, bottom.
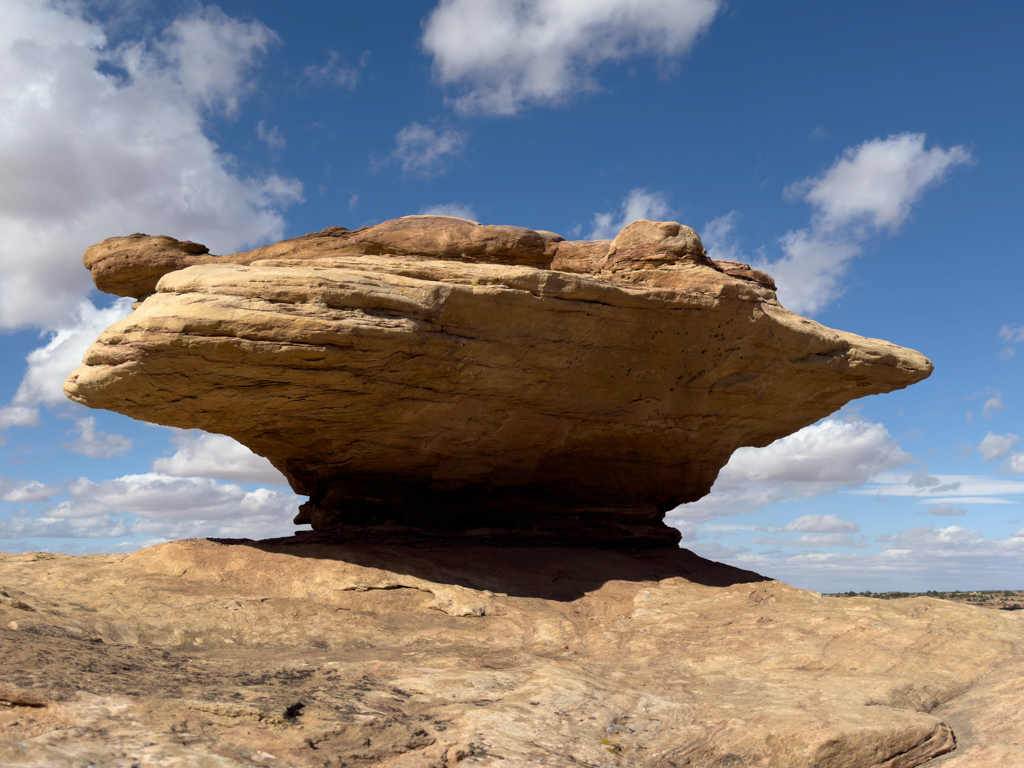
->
left=64, top=216, right=932, bottom=537
left=1, top=538, right=1021, bottom=767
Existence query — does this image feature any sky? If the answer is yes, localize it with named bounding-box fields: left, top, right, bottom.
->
left=0, top=0, right=1021, bottom=592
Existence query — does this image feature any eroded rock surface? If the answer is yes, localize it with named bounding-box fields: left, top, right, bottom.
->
left=2, top=538, right=1021, bottom=767
left=66, top=216, right=931, bottom=536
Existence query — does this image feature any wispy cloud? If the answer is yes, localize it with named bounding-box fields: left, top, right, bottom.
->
left=390, top=122, right=468, bottom=178
left=303, top=50, right=367, bottom=89
left=58, top=416, right=132, bottom=459
left=419, top=202, right=477, bottom=220
left=256, top=119, right=285, bottom=150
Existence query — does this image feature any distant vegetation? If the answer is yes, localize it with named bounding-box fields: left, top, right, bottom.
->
left=826, top=589, right=1024, bottom=611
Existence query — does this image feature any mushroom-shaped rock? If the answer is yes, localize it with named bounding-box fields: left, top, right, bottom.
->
left=65, top=216, right=932, bottom=545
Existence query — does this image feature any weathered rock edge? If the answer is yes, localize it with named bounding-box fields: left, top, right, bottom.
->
left=66, top=216, right=932, bottom=540
left=4, top=538, right=1021, bottom=767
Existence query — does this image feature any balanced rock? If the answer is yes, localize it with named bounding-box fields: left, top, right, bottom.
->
left=65, top=216, right=931, bottom=540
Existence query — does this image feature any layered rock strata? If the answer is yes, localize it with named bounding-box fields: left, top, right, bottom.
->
left=66, top=216, right=932, bottom=539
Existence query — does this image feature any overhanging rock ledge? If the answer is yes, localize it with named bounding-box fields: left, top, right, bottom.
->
left=65, top=215, right=932, bottom=544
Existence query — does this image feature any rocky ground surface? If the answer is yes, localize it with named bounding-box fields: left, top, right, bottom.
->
left=1, top=536, right=1021, bottom=767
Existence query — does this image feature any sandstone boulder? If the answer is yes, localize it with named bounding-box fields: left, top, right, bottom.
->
left=65, top=216, right=931, bottom=538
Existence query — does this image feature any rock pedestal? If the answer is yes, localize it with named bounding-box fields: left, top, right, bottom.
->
left=65, top=216, right=932, bottom=540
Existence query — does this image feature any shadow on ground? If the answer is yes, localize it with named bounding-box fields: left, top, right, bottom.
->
left=215, top=528, right=769, bottom=601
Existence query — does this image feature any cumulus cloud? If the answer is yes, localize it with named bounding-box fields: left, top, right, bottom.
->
left=390, top=122, right=467, bottom=178
left=303, top=50, right=366, bottom=89
left=783, top=514, right=859, bottom=534
left=421, top=0, right=720, bottom=115
left=923, top=503, right=966, bottom=517
left=1, top=478, right=61, bottom=503
left=669, top=418, right=912, bottom=523
left=978, top=432, right=1020, bottom=462
left=419, top=203, right=478, bottom=221
left=1008, top=453, right=1024, bottom=474
left=0, top=407, right=40, bottom=431
left=784, top=133, right=973, bottom=234
left=58, top=416, right=132, bottom=459
left=0, top=514, right=132, bottom=541
left=9, top=472, right=306, bottom=542
left=588, top=188, right=672, bottom=240
left=713, top=134, right=972, bottom=315
left=3, top=299, right=134, bottom=427
left=1, top=471, right=303, bottom=543
left=152, top=431, right=288, bottom=486
left=0, top=0, right=302, bottom=331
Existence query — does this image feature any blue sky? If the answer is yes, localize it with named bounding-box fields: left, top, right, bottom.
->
left=0, top=0, right=1020, bottom=592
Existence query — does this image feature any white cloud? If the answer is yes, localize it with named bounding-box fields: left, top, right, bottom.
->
left=755, top=229, right=860, bottom=316
left=588, top=188, right=672, bottom=240
left=6, top=299, right=134, bottom=419
left=1008, top=453, right=1024, bottom=474
left=978, top=432, right=1020, bottom=462
left=668, top=418, right=912, bottom=523
left=419, top=203, right=478, bottom=221
left=982, top=396, right=1004, bottom=419
left=1, top=478, right=61, bottom=503
left=784, top=133, right=973, bottom=234
left=47, top=472, right=301, bottom=524
left=422, top=0, right=721, bottom=115
left=391, top=122, right=467, bottom=178
left=783, top=514, right=859, bottom=533
left=923, top=503, right=966, bottom=517
left=0, top=514, right=131, bottom=540
left=303, top=50, right=365, bottom=89
left=755, top=526, right=1024, bottom=593
left=697, top=525, right=1024, bottom=592
left=145, top=7, right=280, bottom=117
left=0, top=407, right=40, bottom=430
left=0, top=0, right=302, bottom=331
left=852, top=472, right=1024, bottom=501
left=745, top=133, right=973, bottom=315
left=999, top=324, right=1024, bottom=344
left=701, top=210, right=745, bottom=261
left=152, top=431, right=288, bottom=486
left=16, top=472, right=306, bottom=541
left=752, top=533, right=867, bottom=549
left=58, top=416, right=132, bottom=459
left=256, top=120, right=285, bottom=150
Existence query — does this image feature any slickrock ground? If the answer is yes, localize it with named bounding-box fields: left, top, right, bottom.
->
left=64, top=216, right=931, bottom=537
left=2, top=537, right=1021, bottom=767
